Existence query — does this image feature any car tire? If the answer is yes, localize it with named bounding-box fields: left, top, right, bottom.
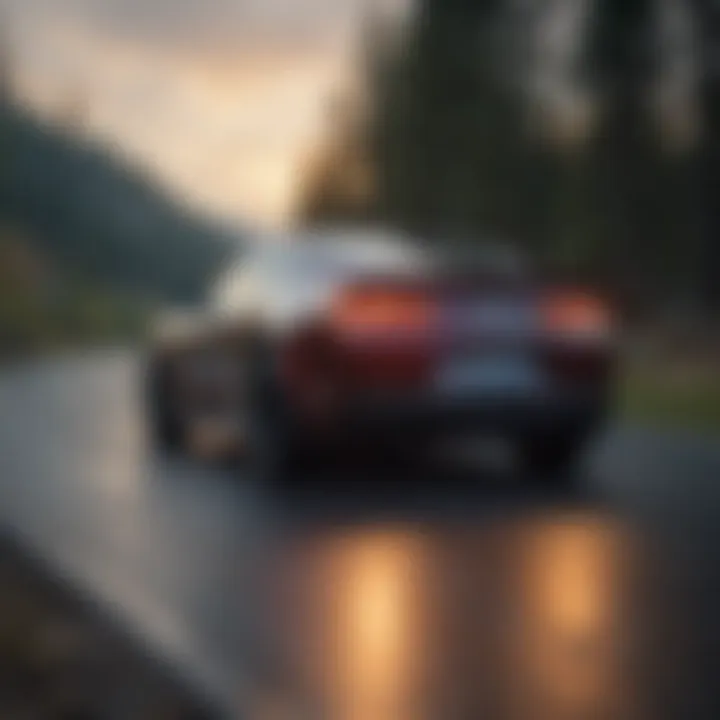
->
left=518, top=431, right=587, bottom=486
left=245, top=344, right=311, bottom=487
left=146, top=357, right=186, bottom=454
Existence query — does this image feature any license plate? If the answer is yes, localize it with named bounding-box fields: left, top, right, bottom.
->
left=436, top=354, right=541, bottom=394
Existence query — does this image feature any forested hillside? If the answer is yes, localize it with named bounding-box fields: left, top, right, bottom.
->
left=299, top=0, right=719, bottom=320
left=0, top=94, right=233, bottom=353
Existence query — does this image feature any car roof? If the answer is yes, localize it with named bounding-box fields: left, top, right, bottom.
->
left=241, top=228, right=429, bottom=277
left=237, top=227, right=526, bottom=283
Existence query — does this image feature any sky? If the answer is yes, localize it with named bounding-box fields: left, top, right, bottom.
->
left=0, top=0, right=697, bottom=229
left=1, top=0, right=411, bottom=227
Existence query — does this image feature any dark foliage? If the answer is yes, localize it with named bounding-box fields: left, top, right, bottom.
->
left=299, top=0, right=718, bottom=318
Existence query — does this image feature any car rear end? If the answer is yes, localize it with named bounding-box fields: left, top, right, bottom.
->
left=273, top=240, right=615, bottom=476
left=274, top=242, right=614, bottom=472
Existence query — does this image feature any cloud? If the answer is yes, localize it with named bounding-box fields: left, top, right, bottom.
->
left=1, top=0, right=372, bottom=50
left=0, top=0, right=412, bottom=225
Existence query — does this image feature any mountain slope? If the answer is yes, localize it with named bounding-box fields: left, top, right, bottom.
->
left=0, top=101, right=233, bottom=303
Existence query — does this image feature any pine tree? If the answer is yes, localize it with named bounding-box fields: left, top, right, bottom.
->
left=688, top=0, right=720, bottom=315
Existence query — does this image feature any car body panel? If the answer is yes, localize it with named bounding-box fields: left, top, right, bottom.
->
left=148, top=229, right=614, bottom=460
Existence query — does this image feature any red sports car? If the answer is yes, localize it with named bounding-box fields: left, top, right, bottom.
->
left=146, top=230, right=615, bottom=485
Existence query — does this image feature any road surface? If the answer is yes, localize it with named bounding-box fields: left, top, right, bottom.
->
left=0, top=350, right=719, bottom=719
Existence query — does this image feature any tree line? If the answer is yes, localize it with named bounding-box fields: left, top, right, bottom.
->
left=0, top=76, right=232, bottom=354
left=298, top=0, right=720, bottom=321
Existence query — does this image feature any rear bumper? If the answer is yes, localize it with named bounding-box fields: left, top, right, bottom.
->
left=293, top=386, right=609, bottom=442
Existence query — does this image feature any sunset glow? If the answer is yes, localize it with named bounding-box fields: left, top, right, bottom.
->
left=1, top=0, right=412, bottom=226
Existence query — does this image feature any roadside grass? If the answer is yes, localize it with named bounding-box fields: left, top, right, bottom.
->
left=621, top=359, right=720, bottom=432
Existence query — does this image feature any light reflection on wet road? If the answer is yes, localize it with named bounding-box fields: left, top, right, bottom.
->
left=0, top=351, right=717, bottom=719
left=272, top=511, right=655, bottom=720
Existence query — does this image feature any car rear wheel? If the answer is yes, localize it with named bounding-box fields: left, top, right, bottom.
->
left=146, top=357, right=186, bottom=454
left=247, top=395, right=326, bottom=488
left=244, top=345, right=316, bottom=487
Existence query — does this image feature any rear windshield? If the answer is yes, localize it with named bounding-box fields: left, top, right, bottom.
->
left=294, top=236, right=525, bottom=280
left=248, top=233, right=527, bottom=291
left=287, top=237, right=433, bottom=279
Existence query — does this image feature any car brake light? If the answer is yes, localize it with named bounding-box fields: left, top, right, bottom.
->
left=331, top=285, right=436, bottom=334
left=543, top=291, right=612, bottom=340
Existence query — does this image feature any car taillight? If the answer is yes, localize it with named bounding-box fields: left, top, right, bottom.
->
left=542, top=291, right=613, bottom=342
left=330, top=285, right=437, bottom=336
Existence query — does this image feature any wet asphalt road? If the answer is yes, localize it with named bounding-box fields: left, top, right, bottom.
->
left=0, top=350, right=719, bottom=719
